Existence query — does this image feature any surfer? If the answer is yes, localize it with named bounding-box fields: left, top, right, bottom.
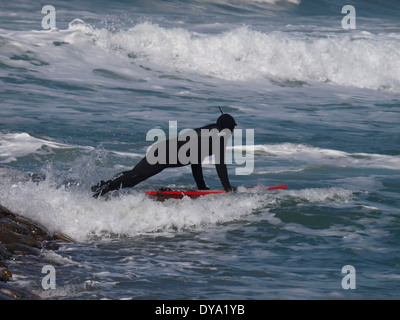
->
left=91, top=112, right=238, bottom=198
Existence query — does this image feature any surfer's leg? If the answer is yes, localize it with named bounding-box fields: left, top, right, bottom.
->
left=92, top=158, right=166, bottom=197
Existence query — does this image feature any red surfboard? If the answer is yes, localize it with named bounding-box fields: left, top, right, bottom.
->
left=145, top=184, right=288, bottom=200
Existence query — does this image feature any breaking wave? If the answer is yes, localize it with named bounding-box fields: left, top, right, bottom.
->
left=2, top=19, right=400, bottom=92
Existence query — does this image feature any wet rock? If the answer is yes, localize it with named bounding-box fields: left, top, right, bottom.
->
left=0, top=268, right=12, bottom=282
left=0, top=204, right=73, bottom=299
left=0, top=281, right=36, bottom=300
left=0, top=218, right=31, bottom=235
left=2, top=242, right=42, bottom=256
left=0, top=246, right=11, bottom=260
left=0, top=227, right=41, bottom=248
left=52, top=232, right=74, bottom=243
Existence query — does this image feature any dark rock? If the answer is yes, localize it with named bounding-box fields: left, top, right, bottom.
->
left=52, top=232, right=74, bottom=243
left=0, top=281, right=37, bottom=300
left=0, top=218, right=30, bottom=235
left=0, top=246, right=11, bottom=260
left=2, top=243, right=41, bottom=256
left=0, top=203, right=73, bottom=299
left=0, top=268, right=12, bottom=282
left=0, top=228, right=41, bottom=248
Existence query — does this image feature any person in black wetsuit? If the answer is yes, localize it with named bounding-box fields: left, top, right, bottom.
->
left=91, top=113, right=237, bottom=198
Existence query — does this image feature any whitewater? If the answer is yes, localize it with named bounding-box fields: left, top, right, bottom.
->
left=0, top=0, right=399, bottom=300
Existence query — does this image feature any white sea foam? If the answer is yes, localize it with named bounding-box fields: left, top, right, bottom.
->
left=2, top=20, right=400, bottom=92
left=0, top=165, right=356, bottom=242
left=233, top=143, right=400, bottom=170
left=0, top=132, right=142, bottom=163
left=0, top=134, right=391, bottom=243
left=90, top=22, right=400, bottom=92
left=0, top=132, right=77, bottom=163
left=0, top=169, right=267, bottom=241
left=2, top=132, right=398, bottom=171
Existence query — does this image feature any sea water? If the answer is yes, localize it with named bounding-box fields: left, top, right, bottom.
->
left=0, top=0, right=399, bottom=299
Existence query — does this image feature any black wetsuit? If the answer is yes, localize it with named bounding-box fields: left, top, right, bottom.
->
left=92, top=114, right=237, bottom=198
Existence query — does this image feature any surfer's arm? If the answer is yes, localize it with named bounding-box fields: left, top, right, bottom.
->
left=215, top=163, right=234, bottom=191
left=214, top=134, right=234, bottom=192
left=191, top=164, right=208, bottom=190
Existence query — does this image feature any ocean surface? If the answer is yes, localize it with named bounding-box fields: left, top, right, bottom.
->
left=1, top=0, right=399, bottom=300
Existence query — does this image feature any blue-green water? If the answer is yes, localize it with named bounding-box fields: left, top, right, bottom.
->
left=0, top=0, right=399, bottom=299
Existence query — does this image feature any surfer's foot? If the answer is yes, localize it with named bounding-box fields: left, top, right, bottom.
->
left=91, top=180, right=110, bottom=198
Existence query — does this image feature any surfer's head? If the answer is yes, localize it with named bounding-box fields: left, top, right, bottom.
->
left=217, top=114, right=237, bottom=132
